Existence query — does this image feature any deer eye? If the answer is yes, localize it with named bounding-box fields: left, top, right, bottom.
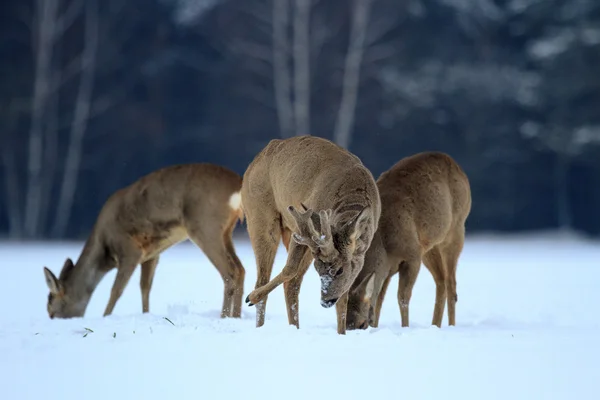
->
left=331, top=267, right=343, bottom=277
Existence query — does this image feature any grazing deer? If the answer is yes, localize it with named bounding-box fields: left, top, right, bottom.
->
left=242, top=136, right=381, bottom=334
left=43, top=163, right=245, bottom=319
left=346, top=152, right=471, bottom=330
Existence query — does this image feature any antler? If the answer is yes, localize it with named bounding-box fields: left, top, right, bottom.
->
left=288, top=205, right=336, bottom=254
left=288, top=205, right=319, bottom=250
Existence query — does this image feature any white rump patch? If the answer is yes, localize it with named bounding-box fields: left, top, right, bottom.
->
left=228, top=192, right=242, bottom=210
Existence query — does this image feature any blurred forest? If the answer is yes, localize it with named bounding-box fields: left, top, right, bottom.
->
left=1, top=0, right=600, bottom=240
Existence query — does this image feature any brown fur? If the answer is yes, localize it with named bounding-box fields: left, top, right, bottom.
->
left=43, top=163, right=246, bottom=319
left=241, top=136, right=381, bottom=335
left=346, top=152, right=471, bottom=330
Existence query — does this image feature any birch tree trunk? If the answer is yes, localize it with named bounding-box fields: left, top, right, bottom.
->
left=273, top=0, right=294, bottom=138
left=333, top=0, right=372, bottom=149
left=51, top=0, right=99, bottom=238
left=293, top=0, right=311, bottom=136
left=24, top=0, right=59, bottom=238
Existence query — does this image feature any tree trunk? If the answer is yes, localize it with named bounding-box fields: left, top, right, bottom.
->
left=272, top=0, right=294, bottom=138
left=51, top=0, right=99, bottom=238
left=39, top=58, right=62, bottom=235
left=24, top=0, right=58, bottom=238
left=555, top=153, right=572, bottom=230
left=333, top=0, right=372, bottom=149
left=1, top=134, right=23, bottom=239
left=292, top=0, right=311, bottom=136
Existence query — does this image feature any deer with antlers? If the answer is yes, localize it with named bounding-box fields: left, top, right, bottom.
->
left=43, top=163, right=245, bottom=320
left=346, top=152, right=471, bottom=330
left=242, top=135, right=381, bottom=334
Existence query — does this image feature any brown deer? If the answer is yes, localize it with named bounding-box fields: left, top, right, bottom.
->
left=346, top=152, right=471, bottom=330
left=241, top=136, right=381, bottom=335
left=43, top=163, right=246, bottom=320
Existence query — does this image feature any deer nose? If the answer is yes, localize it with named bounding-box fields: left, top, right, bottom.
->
left=49, top=313, right=55, bottom=319
left=320, top=298, right=338, bottom=308
left=358, top=321, right=368, bottom=329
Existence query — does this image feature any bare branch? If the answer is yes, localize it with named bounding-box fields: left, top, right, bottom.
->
left=228, top=40, right=273, bottom=64
left=362, top=42, right=398, bottom=66
left=54, top=0, right=84, bottom=38
left=49, top=54, right=83, bottom=93
left=364, top=4, right=402, bottom=48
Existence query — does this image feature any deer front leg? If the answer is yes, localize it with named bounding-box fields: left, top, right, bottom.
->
left=140, top=256, right=159, bottom=313
left=335, top=292, right=349, bottom=335
left=104, top=255, right=140, bottom=317
left=371, top=274, right=392, bottom=328
left=283, top=248, right=312, bottom=328
left=246, top=240, right=307, bottom=306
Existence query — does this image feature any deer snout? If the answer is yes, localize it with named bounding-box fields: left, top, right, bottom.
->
left=320, top=298, right=338, bottom=308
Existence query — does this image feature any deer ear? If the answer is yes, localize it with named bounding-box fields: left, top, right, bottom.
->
left=59, top=258, right=75, bottom=280
left=43, top=267, right=61, bottom=294
left=346, top=207, right=368, bottom=241
left=363, top=273, right=375, bottom=301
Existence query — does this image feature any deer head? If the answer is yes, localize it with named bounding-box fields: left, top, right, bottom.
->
left=43, top=258, right=85, bottom=319
left=346, top=272, right=376, bottom=329
left=288, top=203, right=370, bottom=308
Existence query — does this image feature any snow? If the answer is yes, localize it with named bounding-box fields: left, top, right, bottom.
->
left=1, top=233, right=599, bottom=400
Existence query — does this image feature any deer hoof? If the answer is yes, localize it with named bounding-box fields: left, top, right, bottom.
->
left=245, top=295, right=254, bottom=306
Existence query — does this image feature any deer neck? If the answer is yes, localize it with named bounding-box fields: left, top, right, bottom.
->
left=64, top=238, right=108, bottom=315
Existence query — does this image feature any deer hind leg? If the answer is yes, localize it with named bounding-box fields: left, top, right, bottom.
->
left=397, top=256, right=421, bottom=327
left=140, top=256, right=159, bottom=313
left=422, top=246, right=448, bottom=328
left=104, top=246, right=142, bottom=317
left=442, top=225, right=465, bottom=326
left=187, top=227, right=242, bottom=319
left=223, top=234, right=245, bottom=318
left=283, top=246, right=312, bottom=328
left=371, top=274, right=392, bottom=328
left=245, top=210, right=281, bottom=327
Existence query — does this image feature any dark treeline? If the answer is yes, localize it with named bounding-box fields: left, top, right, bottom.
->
left=1, top=0, right=600, bottom=240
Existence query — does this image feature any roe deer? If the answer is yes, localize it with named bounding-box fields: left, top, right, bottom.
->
left=242, top=136, right=380, bottom=334
left=43, top=163, right=245, bottom=319
left=346, top=152, right=471, bottom=330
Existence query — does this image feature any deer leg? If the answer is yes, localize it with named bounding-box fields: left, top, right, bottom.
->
left=104, top=254, right=141, bottom=317
left=140, top=256, right=159, bottom=313
left=371, top=274, right=392, bottom=328
left=335, top=292, right=350, bottom=335
left=188, top=232, right=241, bottom=319
left=224, top=235, right=246, bottom=318
left=245, top=212, right=281, bottom=327
left=423, top=247, right=447, bottom=328
left=245, top=240, right=307, bottom=307
left=283, top=247, right=312, bottom=328
left=442, top=226, right=465, bottom=326
left=397, top=257, right=421, bottom=328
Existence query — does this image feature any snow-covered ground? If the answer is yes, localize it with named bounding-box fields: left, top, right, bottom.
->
left=1, top=233, right=598, bottom=400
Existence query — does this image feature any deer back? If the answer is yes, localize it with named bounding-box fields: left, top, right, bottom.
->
left=243, top=135, right=381, bottom=304
left=347, top=152, right=471, bottom=327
